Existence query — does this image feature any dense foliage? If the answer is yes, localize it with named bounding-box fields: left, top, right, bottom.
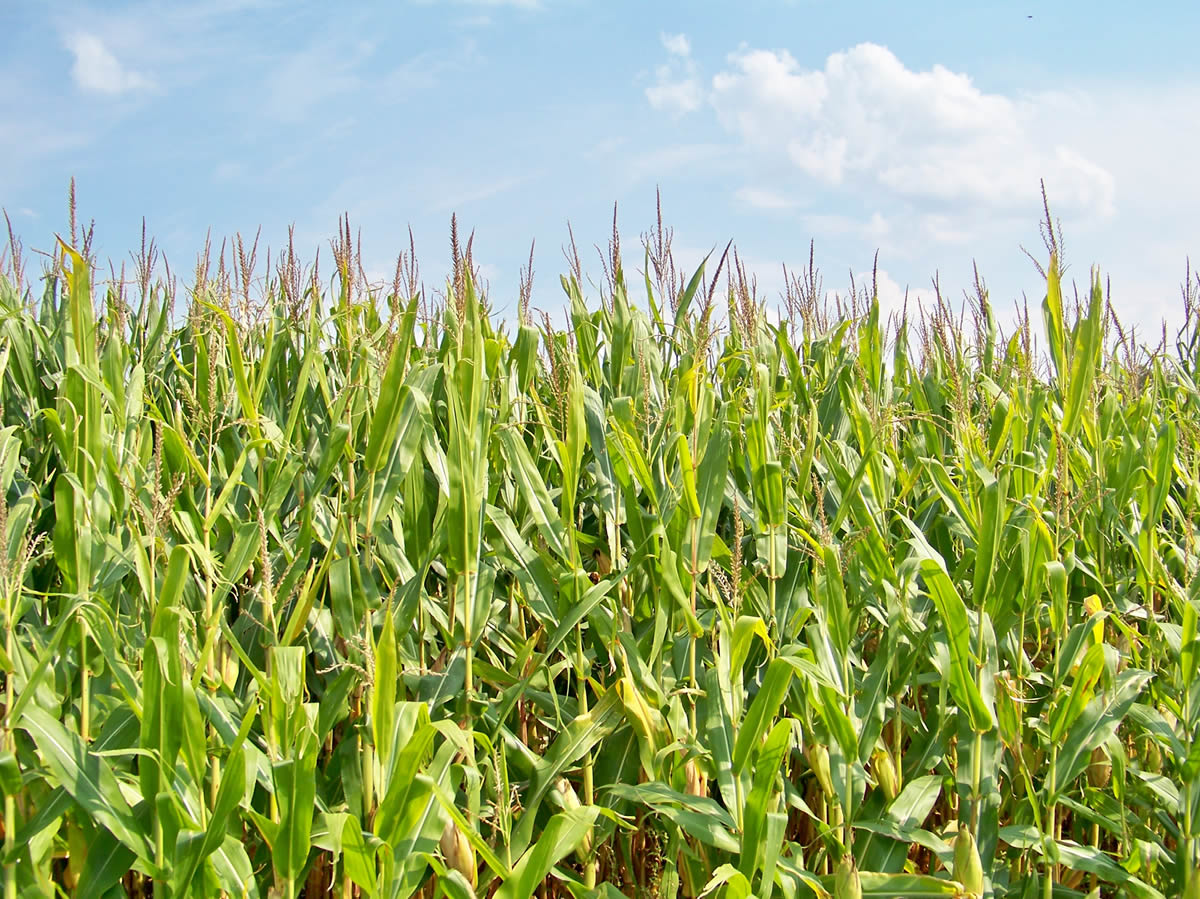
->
left=0, top=211, right=1198, bottom=898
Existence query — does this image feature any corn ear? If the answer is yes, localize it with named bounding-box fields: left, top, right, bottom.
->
left=834, top=856, right=863, bottom=899
left=1087, top=746, right=1111, bottom=789
left=807, top=743, right=834, bottom=799
left=440, top=818, right=478, bottom=889
left=554, top=777, right=592, bottom=857
left=953, top=825, right=984, bottom=898
left=871, top=747, right=898, bottom=801
left=684, top=758, right=709, bottom=797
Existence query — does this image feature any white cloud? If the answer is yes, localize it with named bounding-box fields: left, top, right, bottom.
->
left=646, top=73, right=704, bottom=116
left=645, top=32, right=702, bottom=116
left=661, top=33, right=691, bottom=57
left=64, top=32, right=153, bottom=95
left=705, top=43, right=1115, bottom=220
left=638, top=42, right=1200, bottom=336
left=650, top=41, right=1119, bottom=238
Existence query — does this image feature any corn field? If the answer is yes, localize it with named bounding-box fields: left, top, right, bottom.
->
left=0, top=206, right=1199, bottom=899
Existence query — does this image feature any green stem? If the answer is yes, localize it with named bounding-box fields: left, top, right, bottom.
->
left=4, top=585, right=15, bottom=899
left=768, top=524, right=779, bottom=638
left=2, top=793, right=12, bottom=899
left=1043, top=742, right=1058, bottom=899
left=577, top=624, right=597, bottom=889
left=203, top=478, right=216, bottom=685
left=971, top=609, right=985, bottom=835
left=463, top=567, right=476, bottom=709
left=688, top=516, right=700, bottom=735
left=79, top=616, right=89, bottom=743
left=362, top=729, right=375, bottom=825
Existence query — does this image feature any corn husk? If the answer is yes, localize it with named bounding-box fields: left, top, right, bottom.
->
left=1087, top=746, right=1111, bottom=789
left=807, top=743, right=834, bottom=799
left=439, top=819, right=477, bottom=888
left=834, top=856, right=862, bottom=899
left=952, top=825, right=984, bottom=897
left=872, top=747, right=899, bottom=801
left=554, top=777, right=593, bottom=857
left=684, top=758, right=709, bottom=797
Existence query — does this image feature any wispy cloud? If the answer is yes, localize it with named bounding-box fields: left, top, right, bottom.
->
left=800, top=211, right=891, bottom=242
left=412, top=0, right=543, bottom=9
left=261, top=40, right=370, bottom=124
left=433, top=174, right=531, bottom=213
left=734, top=187, right=799, bottom=211
left=625, top=143, right=731, bottom=183
left=64, top=32, right=154, bottom=95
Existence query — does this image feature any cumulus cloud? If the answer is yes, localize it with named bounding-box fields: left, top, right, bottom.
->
left=645, top=33, right=702, bottom=116
left=64, top=32, right=153, bottom=95
left=659, top=41, right=1116, bottom=224
left=646, top=77, right=704, bottom=116
left=661, top=33, right=691, bottom=57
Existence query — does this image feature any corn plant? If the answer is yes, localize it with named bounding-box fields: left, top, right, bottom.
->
left=0, top=195, right=1197, bottom=898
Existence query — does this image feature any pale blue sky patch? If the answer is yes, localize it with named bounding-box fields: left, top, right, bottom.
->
left=1, top=0, right=1197, bottom=339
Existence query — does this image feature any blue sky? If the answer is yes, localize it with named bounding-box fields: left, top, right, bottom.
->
left=2, top=1, right=1198, bottom=338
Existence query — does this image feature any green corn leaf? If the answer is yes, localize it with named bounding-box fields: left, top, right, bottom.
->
left=1054, top=668, right=1152, bottom=798
left=523, top=687, right=622, bottom=830
left=170, top=707, right=252, bottom=896
left=972, top=470, right=1006, bottom=610
left=373, top=717, right=436, bottom=850
left=738, top=718, right=791, bottom=880
left=495, top=806, right=600, bottom=899
left=700, top=863, right=753, bottom=899
left=19, top=707, right=155, bottom=867
left=497, top=428, right=570, bottom=561
left=1147, top=419, right=1177, bottom=526
left=1061, top=270, right=1104, bottom=437
left=365, top=332, right=416, bottom=473
left=272, top=747, right=318, bottom=889
left=732, top=657, right=793, bottom=778
left=675, top=432, right=702, bottom=520
left=76, top=826, right=136, bottom=899
left=915, top=555, right=993, bottom=733
left=373, top=602, right=399, bottom=790
left=1049, top=641, right=1105, bottom=743
left=1042, top=253, right=1068, bottom=392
